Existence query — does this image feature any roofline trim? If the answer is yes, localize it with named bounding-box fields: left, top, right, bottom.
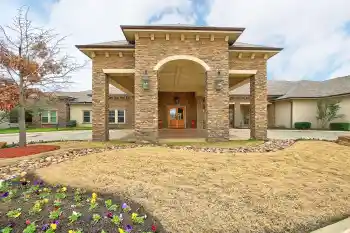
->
left=276, top=92, right=350, bottom=100
left=230, top=47, right=283, bottom=52
left=120, top=25, right=246, bottom=32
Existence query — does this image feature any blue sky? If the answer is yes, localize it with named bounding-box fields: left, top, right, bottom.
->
left=1, top=0, right=350, bottom=91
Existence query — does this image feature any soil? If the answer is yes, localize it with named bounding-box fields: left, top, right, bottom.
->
left=0, top=173, right=163, bottom=232
left=0, top=145, right=60, bottom=158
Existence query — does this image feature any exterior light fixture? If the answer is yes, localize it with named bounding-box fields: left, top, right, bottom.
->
left=215, top=70, right=223, bottom=91
left=142, top=70, right=149, bottom=90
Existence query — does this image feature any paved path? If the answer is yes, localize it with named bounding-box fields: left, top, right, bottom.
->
left=0, top=130, right=133, bottom=145
left=230, top=129, right=350, bottom=140
left=310, top=217, right=350, bottom=233
left=0, top=129, right=349, bottom=144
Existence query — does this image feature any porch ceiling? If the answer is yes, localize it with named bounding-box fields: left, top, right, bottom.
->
left=109, top=75, right=134, bottom=96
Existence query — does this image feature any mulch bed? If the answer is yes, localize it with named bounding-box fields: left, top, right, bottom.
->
left=0, top=173, right=162, bottom=233
left=0, top=145, right=60, bottom=158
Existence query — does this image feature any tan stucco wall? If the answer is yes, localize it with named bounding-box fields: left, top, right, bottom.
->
left=275, top=100, right=292, bottom=128
left=70, top=97, right=134, bottom=129
left=333, top=96, right=350, bottom=123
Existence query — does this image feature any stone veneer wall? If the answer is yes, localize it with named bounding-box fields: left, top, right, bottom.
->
left=135, top=37, right=229, bottom=142
left=92, top=53, right=134, bottom=141
left=229, top=55, right=267, bottom=140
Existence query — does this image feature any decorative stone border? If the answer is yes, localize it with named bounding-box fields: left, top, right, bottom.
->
left=0, top=140, right=296, bottom=180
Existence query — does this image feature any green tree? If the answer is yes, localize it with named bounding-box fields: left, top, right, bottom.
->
left=316, top=98, right=344, bottom=129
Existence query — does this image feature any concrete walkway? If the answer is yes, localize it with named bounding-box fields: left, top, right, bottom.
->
left=0, top=129, right=349, bottom=144
left=311, top=218, right=350, bottom=233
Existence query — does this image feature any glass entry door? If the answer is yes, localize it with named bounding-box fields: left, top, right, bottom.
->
left=168, top=106, right=185, bottom=129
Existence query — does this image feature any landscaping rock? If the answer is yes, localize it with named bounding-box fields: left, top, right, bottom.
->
left=0, top=140, right=297, bottom=180
left=336, top=136, right=350, bottom=146
left=0, top=142, right=6, bottom=148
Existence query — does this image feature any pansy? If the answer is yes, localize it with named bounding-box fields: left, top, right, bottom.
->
left=54, top=220, right=60, bottom=225
left=50, top=223, right=57, bottom=230
left=152, top=224, right=157, bottom=232
left=125, top=224, right=133, bottom=232
left=61, top=187, right=67, bottom=192
left=106, top=212, right=113, bottom=218
left=119, top=213, right=123, bottom=221
left=41, top=224, right=49, bottom=231
left=92, top=193, right=97, bottom=199
left=1, top=192, right=9, bottom=198
left=122, top=203, right=128, bottom=209
left=25, top=220, right=31, bottom=225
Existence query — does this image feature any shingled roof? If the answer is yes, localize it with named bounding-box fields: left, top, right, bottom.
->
left=230, top=76, right=350, bottom=99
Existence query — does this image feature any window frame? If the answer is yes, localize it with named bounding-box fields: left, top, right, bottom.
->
left=108, top=109, right=126, bottom=124
left=41, top=110, right=58, bottom=124
left=82, top=110, right=92, bottom=123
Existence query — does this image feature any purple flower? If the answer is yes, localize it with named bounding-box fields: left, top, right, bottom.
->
left=34, top=180, right=44, bottom=186
left=1, top=192, right=9, bottom=198
left=122, top=203, right=128, bottom=209
left=41, top=224, right=49, bottom=231
left=8, top=222, right=15, bottom=228
left=125, top=225, right=133, bottom=232
left=54, top=220, right=60, bottom=225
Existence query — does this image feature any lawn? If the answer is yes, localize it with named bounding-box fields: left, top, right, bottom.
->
left=35, top=141, right=350, bottom=233
left=0, top=127, right=92, bottom=134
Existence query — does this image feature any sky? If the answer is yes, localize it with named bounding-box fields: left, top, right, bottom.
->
left=1, top=0, right=350, bottom=91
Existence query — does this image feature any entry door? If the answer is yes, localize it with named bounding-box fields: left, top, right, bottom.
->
left=168, top=106, right=185, bottom=129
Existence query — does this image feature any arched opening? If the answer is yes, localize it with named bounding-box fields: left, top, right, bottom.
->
left=156, top=57, right=208, bottom=138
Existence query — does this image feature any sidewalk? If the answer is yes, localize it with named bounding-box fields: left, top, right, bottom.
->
left=311, top=218, right=350, bottom=233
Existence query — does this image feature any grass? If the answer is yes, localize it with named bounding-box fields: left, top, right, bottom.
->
left=163, top=139, right=263, bottom=148
left=0, top=127, right=92, bottom=134
left=36, top=141, right=350, bottom=233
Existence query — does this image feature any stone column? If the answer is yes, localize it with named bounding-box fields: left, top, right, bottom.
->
left=234, top=102, right=242, bottom=128
left=250, top=70, right=267, bottom=140
left=92, top=72, right=109, bottom=141
left=196, top=96, right=204, bottom=129
left=205, top=70, right=230, bottom=142
left=267, top=103, right=275, bottom=128
left=134, top=69, right=158, bottom=143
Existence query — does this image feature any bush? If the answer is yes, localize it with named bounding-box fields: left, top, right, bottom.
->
left=329, top=122, right=350, bottom=131
left=294, top=122, right=311, bottom=129
left=66, top=120, right=77, bottom=128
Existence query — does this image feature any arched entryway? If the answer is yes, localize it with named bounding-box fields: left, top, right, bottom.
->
left=155, top=56, right=209, bottom=139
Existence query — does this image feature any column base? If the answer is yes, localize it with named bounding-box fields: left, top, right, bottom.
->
left=92, top=130, right=109, bottom=142
left=206, top=129, right=230, bottom=142
left=250, top=128, right=267, bottom=140
left=135, top=128, right=158, bottom=144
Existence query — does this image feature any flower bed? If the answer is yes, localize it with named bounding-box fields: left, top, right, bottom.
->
left=0, top=174, right=161, bottom=233
left=0, top=145, right=60, bottom=158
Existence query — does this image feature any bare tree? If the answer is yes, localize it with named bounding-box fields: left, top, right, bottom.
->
left=0, top=7, right=83, bottom=146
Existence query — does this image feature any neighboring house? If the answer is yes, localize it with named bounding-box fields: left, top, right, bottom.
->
left=230, top=75, right=350, bottom=129
left=74, top=24, right=282, bottom=142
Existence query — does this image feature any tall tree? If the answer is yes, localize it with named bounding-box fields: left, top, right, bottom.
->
left=316, top=98, right=344, bottom=129
left=0, top=7, right=83, bottom=146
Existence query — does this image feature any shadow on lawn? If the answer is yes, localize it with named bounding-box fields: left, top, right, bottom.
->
left=0, top=173, right=164, bottom=233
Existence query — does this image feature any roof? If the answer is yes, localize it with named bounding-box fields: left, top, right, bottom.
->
left=230, top=76, right=350, bottom=99
left=76, top=39, right=282, bottom=51
left=120, top=24, right=246, bottom=32
left=56, top=85, right=126, bottom=103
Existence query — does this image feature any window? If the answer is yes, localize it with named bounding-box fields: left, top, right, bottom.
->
left=109, top=110, right=115, bottom=123
left=117, top=110, right=125, bottom=124
left=83, top=111, right=91, bottom=123
left=41, top=110, right=57, bottom=124
left=109, top=110, right=126, bottom=124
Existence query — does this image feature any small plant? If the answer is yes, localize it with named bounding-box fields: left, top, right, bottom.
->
left=131, top=213, right=145, bottom=224
left=49, top=209, right=62, bottom=220
left=89, top=193, right=98, bottom=211
left=91, top=213, right=101, bottom=224
left=53, top=200, right=62, bottom=207
left=111, top=215, right=121, bottom=225
left=30, top=200, right=43, bottom=214
left=23, top=223, right=37, bottom=233
left=68, top=211, right=82, bottom=224
left=101, top=230, right=106, bottom=233
left=1, top=226, right=12, bottom=233
left=45, top=223, right=57, bottom=233
left=121, top=203, right=131, bottom=213
left=55, top=192, right=66, bottom=199
left=6, top=208, right=21, bottom=218
left=105, top=199, right=118, bottom=211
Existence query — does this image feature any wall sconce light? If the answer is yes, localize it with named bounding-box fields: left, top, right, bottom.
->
left=215, top=70, right=223, bottom=91
left=142, top=70, right=149, bottom=90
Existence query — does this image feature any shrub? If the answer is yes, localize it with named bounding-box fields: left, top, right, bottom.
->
left=294, top=122, right=311, bottom=129
left=329, top=122, right=350, bottom=131
left=66, top=120, right=77, bottom=128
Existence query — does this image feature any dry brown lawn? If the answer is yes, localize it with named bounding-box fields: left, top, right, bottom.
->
left=36, top=141, right=350, bottom=233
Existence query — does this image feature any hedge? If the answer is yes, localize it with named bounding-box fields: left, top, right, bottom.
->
left=294, top=122, right=311, bottom=129
left=66, top=120, right=77, bottom=127
left=329, top=122, right=350, bottom=131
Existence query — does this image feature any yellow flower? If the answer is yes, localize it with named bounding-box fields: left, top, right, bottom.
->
left=68, top=230, right=74, bottom=233
left=43, top=198, right=49, bottom=203
left=118, top=228, right=126, bottom=233
left=92, top=193, right=97, bottom=199
left=90, top=198, right=96, bottom=204
left=43, top=188, right=49, bottom=192
left=61, top=187, right=67, bottom=192
left=50, top=223, right=57, bottom=230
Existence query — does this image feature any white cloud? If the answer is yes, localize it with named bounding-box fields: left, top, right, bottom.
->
left=207, top=0, right=350, bottom=81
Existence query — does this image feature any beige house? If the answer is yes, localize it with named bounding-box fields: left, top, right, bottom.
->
left=75, top=24, right=282, bottom=142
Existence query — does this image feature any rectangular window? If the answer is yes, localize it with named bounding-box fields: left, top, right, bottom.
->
left=117, top=110, right=125, bottom=124
left=83, top=111, right=91, bottom=123
left=41, top=110, right=57, bottom=124
left=108, top=110, right=115, bottom=123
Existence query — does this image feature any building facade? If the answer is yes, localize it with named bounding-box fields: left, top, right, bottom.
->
left=76, top=25, right=281, bottom=142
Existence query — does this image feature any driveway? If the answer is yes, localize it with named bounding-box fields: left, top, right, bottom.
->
left=0, top=129, right=349, bottom=144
